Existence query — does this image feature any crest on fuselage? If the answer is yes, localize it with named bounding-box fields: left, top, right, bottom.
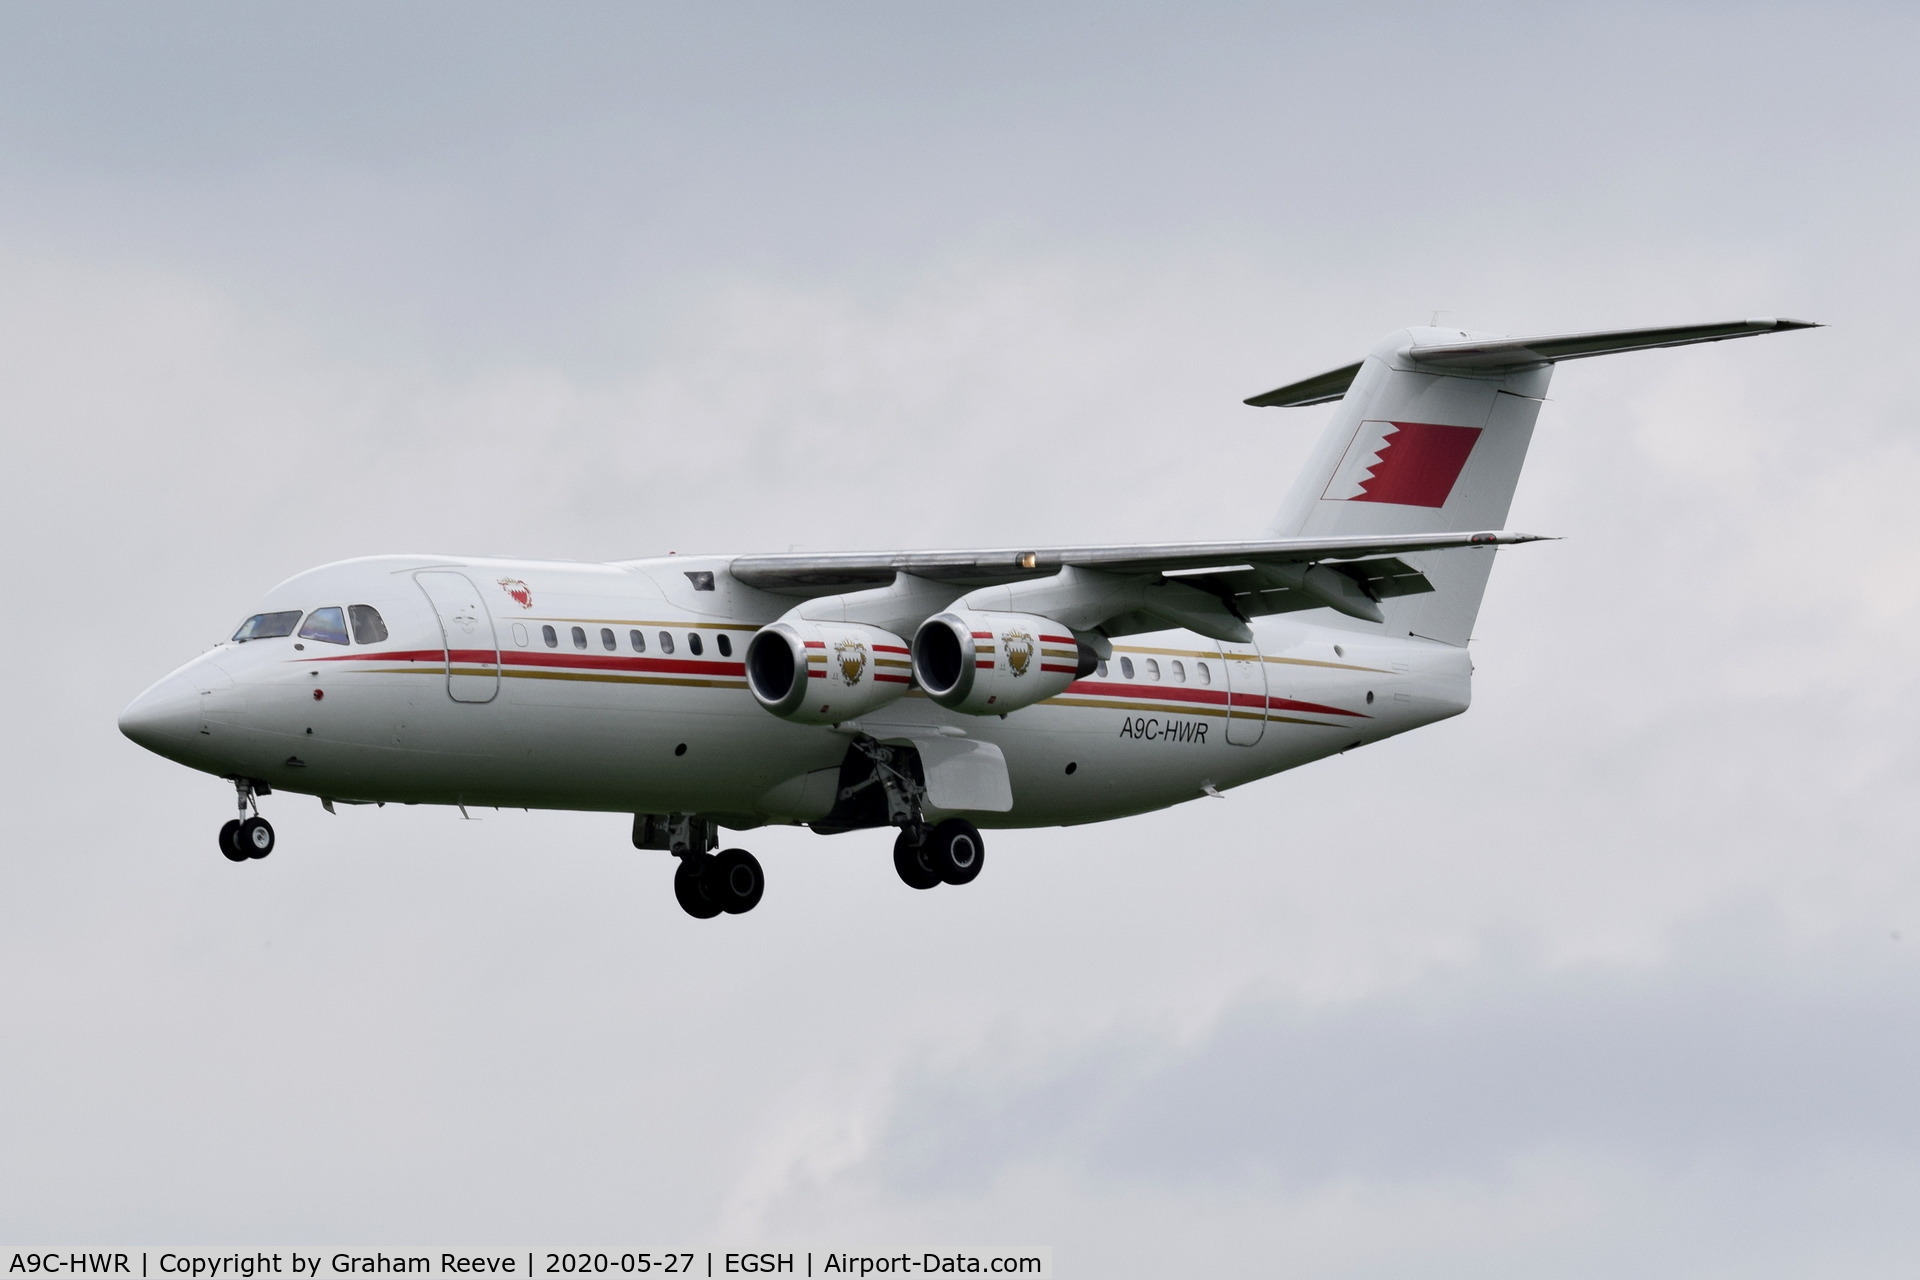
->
left=834, top=639, right=869, bottom=686
left=1003, top=628, right=1036, bottom=677
left=497, top=578, right=533, bottom=609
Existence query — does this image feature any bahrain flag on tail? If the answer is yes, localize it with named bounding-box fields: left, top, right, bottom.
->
left=1321, top=420, right=1483, bottom=508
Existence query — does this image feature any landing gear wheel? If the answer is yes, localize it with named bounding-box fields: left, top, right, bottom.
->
left=925, top=818, right=984, bottom=886
left=711, top=848, right=765, bottom=915
left=219, top=819, right=247, bottom=863
left=237, top=816, right=275, bottom=859
left=893, top=828, right=942, bottom=890
left=673, top=853, right=724, bottom=919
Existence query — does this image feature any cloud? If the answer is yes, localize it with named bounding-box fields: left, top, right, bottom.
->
left=739, top=912, right=1920, bottom=1276
left=874, top=911, right=1920, bottom=1192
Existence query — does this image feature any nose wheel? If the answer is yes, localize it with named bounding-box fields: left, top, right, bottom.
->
left=219, top=780, right=274, bottom=862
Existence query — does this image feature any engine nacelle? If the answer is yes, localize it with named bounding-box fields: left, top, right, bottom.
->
left=745, top=620, right=913, bottom=725
left=912, top=610, right=1090, bottom=715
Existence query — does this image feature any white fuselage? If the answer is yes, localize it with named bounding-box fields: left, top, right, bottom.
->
left=122, top=553, right=1472, bottom=830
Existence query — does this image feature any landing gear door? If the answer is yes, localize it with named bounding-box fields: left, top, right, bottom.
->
left=1221, top=642, right=1266, bottom=746
left=415, top=571, right=501, bottom=704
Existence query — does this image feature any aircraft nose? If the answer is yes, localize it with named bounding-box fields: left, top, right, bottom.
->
left=119, top=675, right=201, bottom=752
left=120, top=660, right=228, bottom=754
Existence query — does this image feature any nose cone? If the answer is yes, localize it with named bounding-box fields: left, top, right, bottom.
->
left=119, top=674, right=202, bottom=753
left=120, top=658, right=231, bottom=762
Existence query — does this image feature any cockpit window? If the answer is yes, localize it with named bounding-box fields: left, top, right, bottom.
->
left=232, top=611, right=303, bottom=642
left=298, top=607, right=350, bottom=645
left=349, top=605, right=389, bottom=645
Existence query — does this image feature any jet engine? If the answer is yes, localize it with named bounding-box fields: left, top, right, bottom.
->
left=745, top=620, right=913, bottom=725
left=911, top=610, right=1093, bottom=716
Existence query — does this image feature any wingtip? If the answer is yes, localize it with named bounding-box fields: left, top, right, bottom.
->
left=1750, top=317, right=1823, bottom=330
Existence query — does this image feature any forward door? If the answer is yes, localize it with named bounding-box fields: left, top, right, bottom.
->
left=415, top=571, right=501, bottom=703
left=1220, top=642, right=1266, bottom=746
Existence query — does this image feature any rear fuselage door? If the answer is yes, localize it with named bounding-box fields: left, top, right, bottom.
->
left=415, top=571, right=501, bottom=703
left=1221, top=642, right=1267, bottom=746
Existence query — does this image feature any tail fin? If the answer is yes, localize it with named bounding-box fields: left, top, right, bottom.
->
left=1250, top=318, right=1818, bottom=644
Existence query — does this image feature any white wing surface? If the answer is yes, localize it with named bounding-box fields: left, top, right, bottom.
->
left=729, top=530, right=1543, bottom=593
left=728, top=531, right=1548, bottom=639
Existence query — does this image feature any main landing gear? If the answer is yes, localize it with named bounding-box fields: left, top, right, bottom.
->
left=893, top=818, right=985, bottom=890
left=219, top=778, right=274, bottom=862
left=648, top=814, right=765, bottom=919
left=673, top=848, right=765, bottom=919
left=841, top=737, right=987, bottom=894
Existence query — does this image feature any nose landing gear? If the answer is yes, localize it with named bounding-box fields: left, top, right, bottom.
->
left=219, top=779, right=274, bottom=862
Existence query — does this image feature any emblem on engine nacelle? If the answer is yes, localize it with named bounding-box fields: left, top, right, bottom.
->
left=835, top=638, right=869, bottom=686
left=1003, top=629, right=1035, bottom=677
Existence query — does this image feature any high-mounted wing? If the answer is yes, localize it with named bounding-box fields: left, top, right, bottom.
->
left=729, top=531, right=1547, bottom=640
left=729, top=530, right=1545, bottom=594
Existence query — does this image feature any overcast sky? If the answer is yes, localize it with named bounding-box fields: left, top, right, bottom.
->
left=3, top=3, right=1918, bottom=1274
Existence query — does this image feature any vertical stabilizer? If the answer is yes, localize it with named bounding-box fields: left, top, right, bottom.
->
left=1247, top=317, right=1817, bottom=645
left=1264, top=327, right=1551, bottom=644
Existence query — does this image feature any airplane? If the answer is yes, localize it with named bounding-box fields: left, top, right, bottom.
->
left=119, top=317, right=1818, bottom=918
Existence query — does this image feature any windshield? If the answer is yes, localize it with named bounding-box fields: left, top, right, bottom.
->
left=349, top=604, right=388, bottom=644
left=232, top=611, right=303, bottom=642
left=298, top=607, right=350, bottom=645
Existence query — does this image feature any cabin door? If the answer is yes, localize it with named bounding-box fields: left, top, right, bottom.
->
left=415, top=571, right=501, bottom=703
left=1220, top=642, right=1267, bottom=746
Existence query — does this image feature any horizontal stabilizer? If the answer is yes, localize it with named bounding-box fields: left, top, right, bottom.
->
left=1245, top=317, right=1820, bottom=407
left=1244, top=360, right=1363, bottom=408
left=1406, top=317, right=1821, bottom=370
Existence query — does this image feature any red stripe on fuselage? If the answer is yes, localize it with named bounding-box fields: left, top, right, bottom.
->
left=1058, top=679, right=1368, bottom=718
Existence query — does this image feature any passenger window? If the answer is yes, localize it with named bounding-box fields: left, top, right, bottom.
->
left=1197, top=661, right=1211, bottom=685
left=1172, top=660, right=1186, bottom=683
left=232, top=610, right=302, bottom=642
left=542, top=625, right=558, bottom=648
left=348, top=604, right=389, bottom=644
left=571, top=626, right=588, bottom=650
left=630, top=629, right=647, bottom=653
left=601, top=627, right=616, bottom=652
left=717, top=634, right=732, bottom=657
left=511, top=623, right=529, bottom=647
left=1097, top=660, right=1108, bottom=678
left=1146, top=658, right=1161, bottom=681
left=688, top=633, right=704, bottom=656
left=1120, top=656, right=1135, bottom=679
left=659, top=631, right=675, bottom=655
left=298, top=607, right=350, bottom=645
